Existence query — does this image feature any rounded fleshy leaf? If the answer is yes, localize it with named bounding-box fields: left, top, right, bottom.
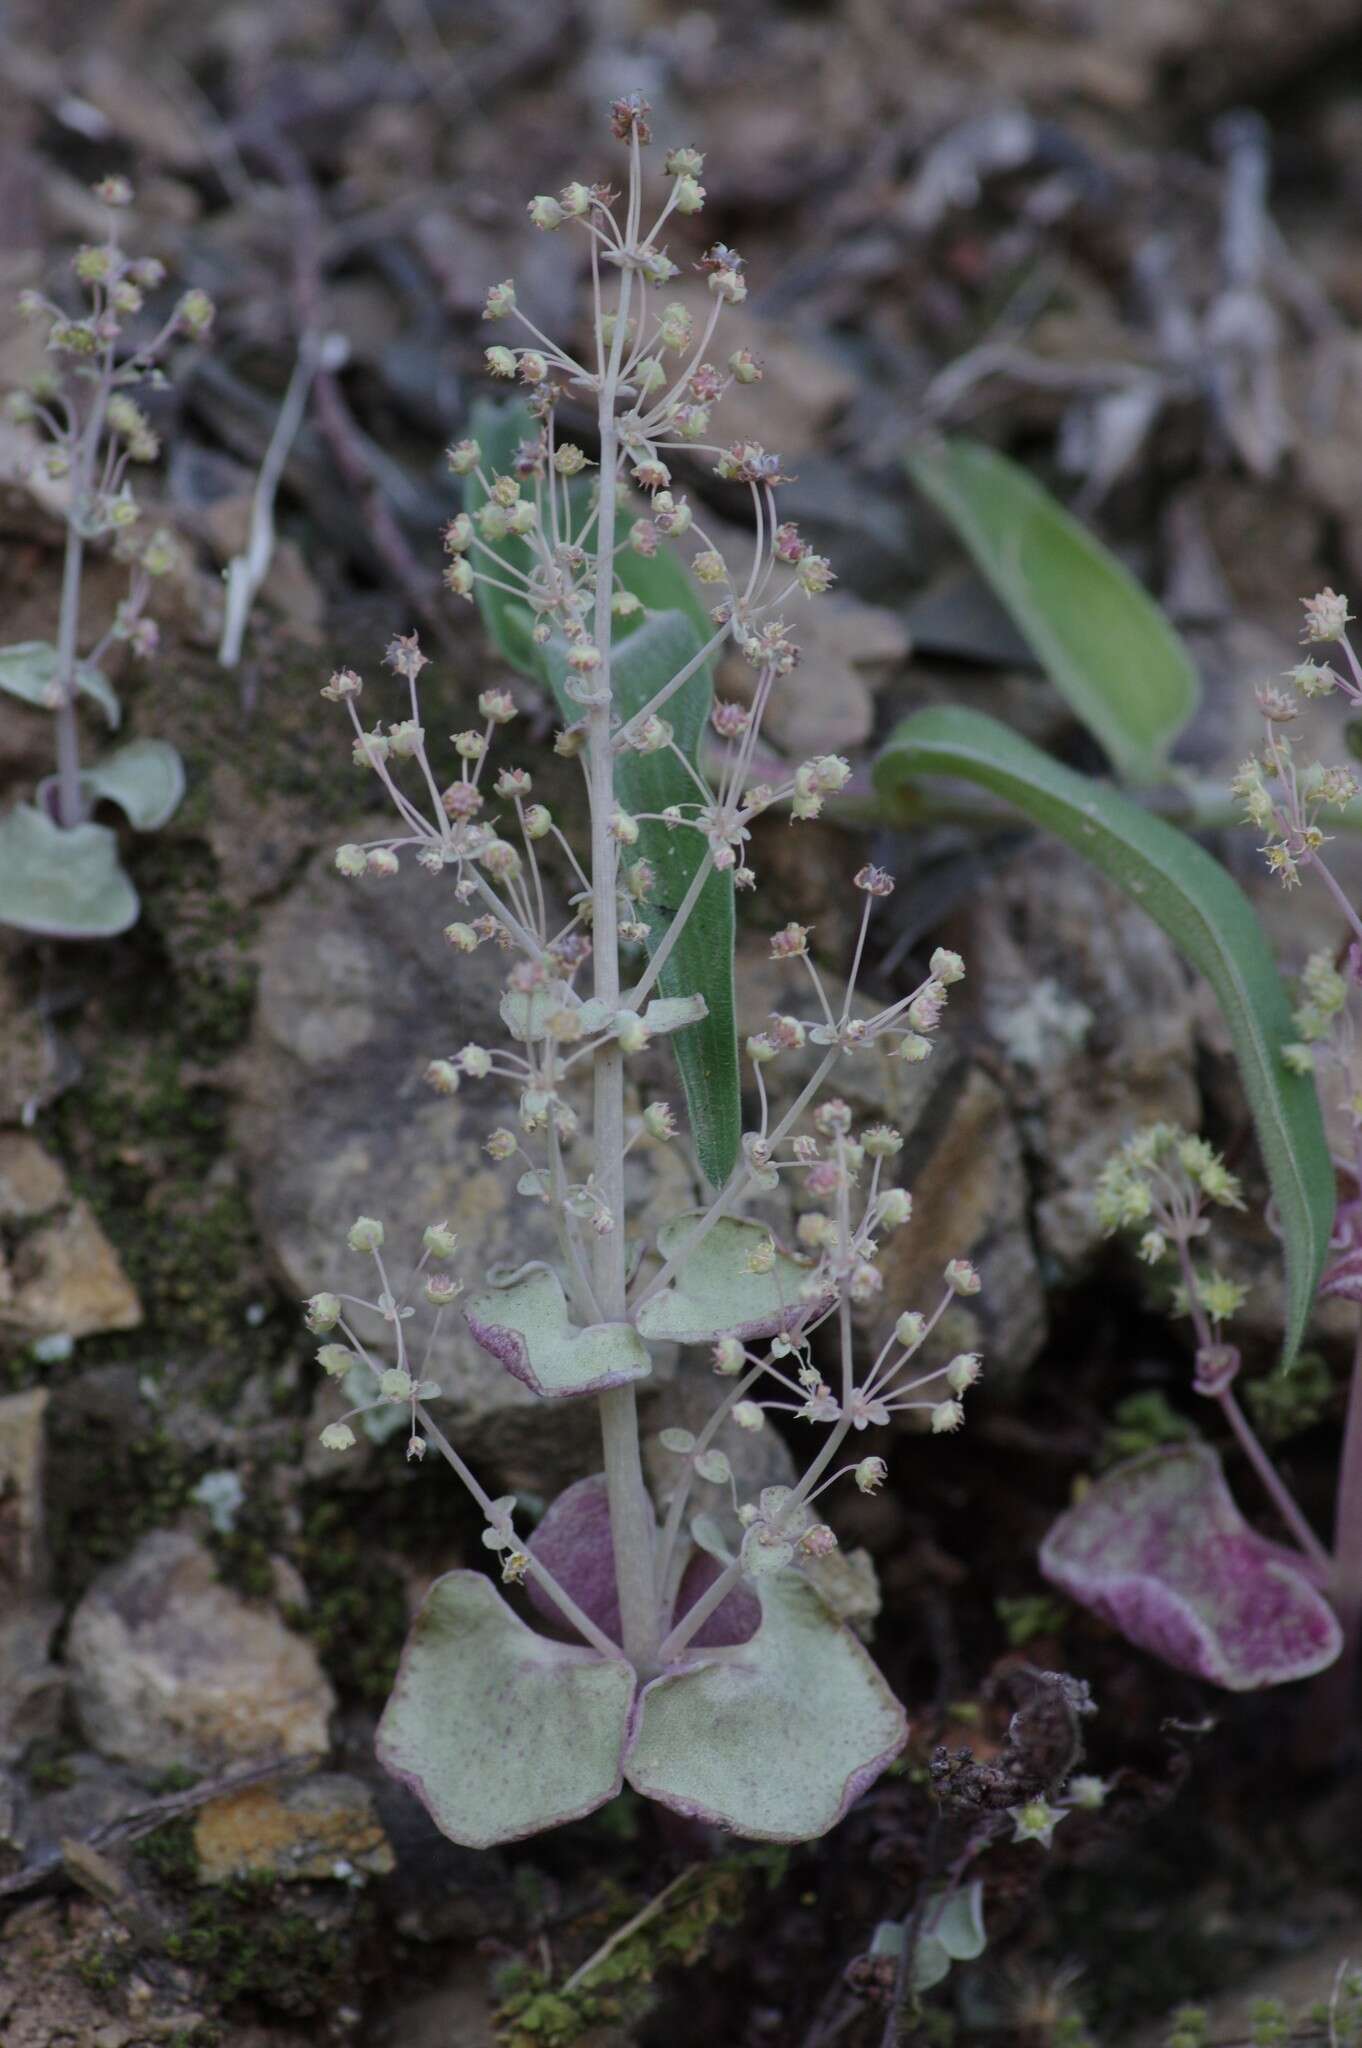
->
left=0, top=640, right=120, bottom=725
left=0, top=803, right=138, bottom=938
left=526, top=1475, right=759, bottom=1650
left=1040, top=1443, right=1341, bottom=1691
left=624, top=1572, right=907, bottom=1841
left=83, top=739, right=185, bottom=830
left=375, top=1570, right=635, bottom=1847
left=636, top=1215, right=831, bottom=1346
left=465, top=1264, right=652, bottom=1399
left=914, top=1881, right=987, bottom=1991
left=526, top=1474, right=623, bottom=1644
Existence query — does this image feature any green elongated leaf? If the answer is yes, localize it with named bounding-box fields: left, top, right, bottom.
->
left=464, top=398, right=739, bottom=1187
left=0, top=802, right=138, bottom=937
left=905, top=437, right=1198, bottom=786
left=0, top=640, right=121, bottom=727
left=874, top=706, right=1334, bottom=1367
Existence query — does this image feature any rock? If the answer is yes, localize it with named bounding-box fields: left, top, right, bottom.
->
left=0, top=1602, right=63, bottom=1765
left=950, top=845, right=1200, bottom=1276
left=0, top=1386, right=63, bottom=1763
left=238, top=853, right=689, bottom=1491
left=0, top=945, right=61, bottom=1123
left=767, top=456, right=918, bottom=601
left=192, top=1771, right=394, bottom=1885
left=0, top=1133, right=142, bottom=1346
left=1130, top=1902, right=1362, bottom=2048
left=17, top=1751, right=145, bottom=1863
left=0, top=1385, right=49, bottom=1588
left=66, top=1529, right=335, bottom=1775
left=372, top=1968, right=498, bottom=2048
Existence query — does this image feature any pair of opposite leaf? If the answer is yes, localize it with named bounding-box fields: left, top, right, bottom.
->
left=378, top=1216, right=901, bottom=1845
left=0, top=640, right=184, bottom=937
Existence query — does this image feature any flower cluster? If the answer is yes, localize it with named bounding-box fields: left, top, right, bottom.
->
left=6, top=176, right=212, bottom=660
left=1096, top=1124, right=1247, bottom=1328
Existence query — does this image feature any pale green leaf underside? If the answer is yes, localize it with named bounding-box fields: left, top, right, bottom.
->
left=914, top=1881, right=988, bottom=1991
left=83, top=738, right=185, bottom=829
left=465, top=398, right=740, bottom=1188
left=464, top=1263, right=651, bottom=1398
left=874, top=705, right=1334, bottom=1367
left=636, top=1214, right=828, bottom=1346
left=0, top=640, right=121, bottom=727
left=624, top=1571, right=907, bottom=1841
left=375, top=1571, right=634, bottom=1847
left=905, top=437, right=1198, bottom=786
left=0, top=804, right=138, bottom=938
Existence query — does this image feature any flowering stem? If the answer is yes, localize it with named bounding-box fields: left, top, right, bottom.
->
left=590, top=243, right=661, bottom=1679
left=1304, top=1313, right=1362, bottom=1758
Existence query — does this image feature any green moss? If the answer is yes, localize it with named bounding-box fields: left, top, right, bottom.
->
left=1097, top=1390, right=1197, bottom=1468
left=294, top=1496, right=410, bottom=1704
left=995, top=1593, right=1068, bottom=1647
left=495, top=1853, right=783, bottom=2048
left=1245, top=1351, right=1334, bottom=1444
left=71, top=1944, right=132, bottom=1999
left=136, top=1816, right=201, bottom=1891
left=160, top=1871, right=361, bottom=2017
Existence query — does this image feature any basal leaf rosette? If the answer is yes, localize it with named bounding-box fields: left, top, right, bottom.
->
left=1040, top=1442, right=1341, bottom=1690
left=464, top=1264, right=652, bottom=1399
left=376, top=1474, right=906, bottom=1845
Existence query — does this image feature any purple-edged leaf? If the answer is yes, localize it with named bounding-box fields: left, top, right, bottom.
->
left=375, top=1570, right=635, bottom=1847
left=465, top=1264, right=651, bottom=1399
left=624, top=1573, right=907, bottom=1841
left=635, top=1215, right=831, bottom=1346
left=527, top=1475, right=624, bottom=1644
left=1040, top=1443, right=1341, bottom=1691
left=526, top=1475, right=759, bottom=1649
left=0, top=804, right=138, bottom=938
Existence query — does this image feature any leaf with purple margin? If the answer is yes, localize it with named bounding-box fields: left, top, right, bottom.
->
left=464, top=1265, right=651, bottom=1399
left=525, top=1473, right=759, bottom=1649
left=0, top=804, right=138, bottom=938
left=1039, top=1442, right=1341, bottom=1691
left=624, top=1572, right=907, bottom=1841
left=635, top=1215, right=831, bottom=1347
left=374, top=1570, right=636, bottom=1847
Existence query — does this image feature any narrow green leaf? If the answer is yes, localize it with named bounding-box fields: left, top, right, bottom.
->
left=464, top=398, right=740, bottom=1187
left=905, top=438, right=1198, bottom=785
left=874, top=706, right=1334, bottom=1366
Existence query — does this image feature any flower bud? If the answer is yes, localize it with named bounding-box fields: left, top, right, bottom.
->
left=444, top=557, right=475, bottom=598
left=316, top=1344, right=352, bottom=1378
left=365, top=848, right=400, bottom=877
left=483, top=278, right=516, bottom=319
left=426, top=1272, right=463, bottom=1306
left=347, top=1216, right=385, bottom=1252
left=879, top=1189, right=913, bottom=1228
left=447, top=438, right=481, bottom=474
left=423, top=1222, right=458, bottom=1259
left=444, top=922, right=479, bottom=952
left=560, top=181, right=592, bottom=216
left=894, top=1311, right=926, bottom=1349
left=733, top=1401, right=765, bottom=1431
left=304, top=1292, right=343, bottom=1333
left=931, top=1399, right=965, bottom=1433
left=320, top=1422, right=356, bottom=1452
left=485, top=346, right=517, bottom=378
left=856, top=1456, right=888, bottom=1494
left=614, top=1010, right=650, bottom=1054
left=673, top=175, right=705, bottom=213
left=643, top=1101, right=676, bottom=1140
left=945, top=1258, right=981, bottom=1296
left=930, top=947, right=966, bottom=985
left=334, top=844, right=368, bottom=877
left=528, top=195, right=565, bottom=230
left=713, top=1336, right=744, bottom=1375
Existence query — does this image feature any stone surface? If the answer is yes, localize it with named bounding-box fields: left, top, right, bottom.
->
left=193, top=1771, right=394, bottom=1885
left=0, top=1133, right=143, bottom=1345
left=949, top=845, right=1200, bottom=1276
left=66, top=1529, right=335, bottom=1775
left=0, top=1601, right=63, bottom=1765
left=0, top=1385, right=48, bottom=1588
left=0, top=945, right=60, bottom=1123
left=717, top=591, right=908, bottom=757
left=239, top=852, right=690, bottom=1490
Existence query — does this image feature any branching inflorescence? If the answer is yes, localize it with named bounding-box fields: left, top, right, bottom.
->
left=305, top=99, right=980, bottom=1847
left=0, top=175, right=210, bottom=937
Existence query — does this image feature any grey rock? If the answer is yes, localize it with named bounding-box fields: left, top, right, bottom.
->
left=66, top=1529, right=335, bottom=1776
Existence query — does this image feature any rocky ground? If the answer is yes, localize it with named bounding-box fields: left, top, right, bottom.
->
left=6, top=2, right=1362, bottom=2043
